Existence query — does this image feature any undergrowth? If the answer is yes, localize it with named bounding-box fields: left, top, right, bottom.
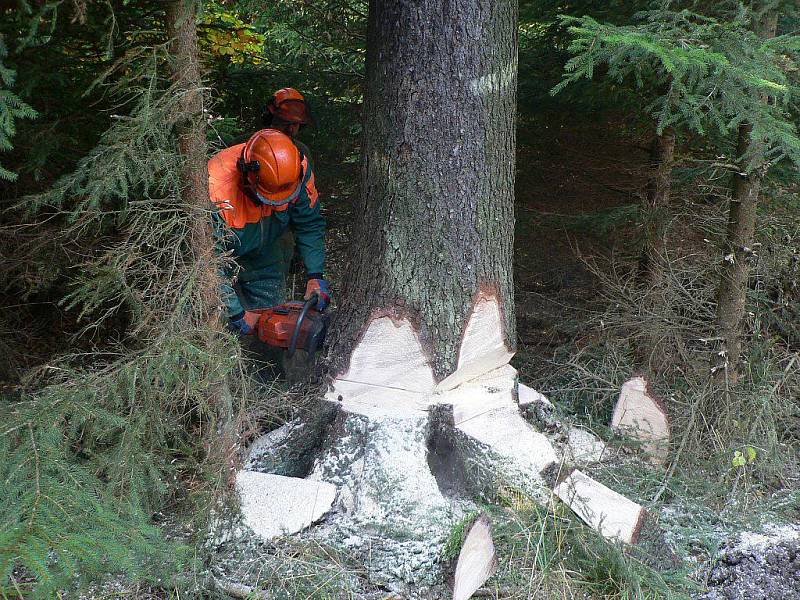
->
left=210, top=538, right=365, bottom=599
left=512, top=186, right=798, bottom=597
left=0, top=23, right=244, bottom=597
left=531, top=191, right=799, bottom=490
left=0, top=334, right=241, bottom=598
left=489, top=494, right=693, bottom=599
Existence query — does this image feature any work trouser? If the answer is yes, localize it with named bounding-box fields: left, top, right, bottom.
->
left=234, top=231, right=295, bottom=311
left=235, top=231, right=297, bottom=380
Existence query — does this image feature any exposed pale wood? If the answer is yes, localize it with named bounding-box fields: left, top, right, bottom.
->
left=439, top=365, right=518, bottom=425
left=565, top=427, right=607, bottom=465
left=553, top=469, right=644, bottom=544
left=326, top=379, right=429, bottom=420
left=438, top=296, right=515, bottom=391
left=431, top=364, right=558, bottom=499
left=453, top=514, right=498, bottom=600
left=455, top=405, right=557, bottom=475
left=517, top=382, right=553, bottom=409
left=236, top=471, right=336, bottom=540
left=339, top=297, right=514, bottom=396
left=611, top=376, right=670, bottom=463
left=330, top=363, right=519, bottom=421
left=338, top=317, right=436, bottom=393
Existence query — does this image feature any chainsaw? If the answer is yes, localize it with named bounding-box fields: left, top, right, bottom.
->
left=254, top=294, right=327, bottom=358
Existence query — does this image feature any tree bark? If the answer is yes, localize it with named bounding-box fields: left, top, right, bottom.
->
left=166, top=1, right=234, bottom=478
left=166, top=0, right=220, bottom=327
left=712, top=122, right=763, bottom=387
left=638, top=127, right=676, bottom=289
left=327, top=0, right=518, bottom=383
left=633, top=128, right=676, bottom=369
left=712, top=11, right=777, bottom=388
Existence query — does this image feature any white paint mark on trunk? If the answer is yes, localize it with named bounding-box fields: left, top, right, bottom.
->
left=611, top=376, right=670, bottom=464
left=453, top=514, right=497, bottom=600
left=553, top=469, right=644, bottom=544
left=236, top=471, right=336, bottom=540
left=437, top=295, right=514, bottom=391
left=469, top=60, right=517, bottom=97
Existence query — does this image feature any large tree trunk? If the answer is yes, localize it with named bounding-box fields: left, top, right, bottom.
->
left=712, top=11, right=777, bottom=389
left=220, top=5, right=654, bottom=592
left=305, top=0, right=542, bottom=590
left=327, top=0, right=518, bottom=387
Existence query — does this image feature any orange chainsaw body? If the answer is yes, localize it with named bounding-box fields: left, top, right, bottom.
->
left=255, top=301, right=325, bottom=352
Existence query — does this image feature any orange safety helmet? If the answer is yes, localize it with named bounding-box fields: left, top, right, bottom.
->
left=267, top=87, right=311, bottom=124
left=237, top=129, right=303, bottom=206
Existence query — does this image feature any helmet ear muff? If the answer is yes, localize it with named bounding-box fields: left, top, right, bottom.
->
left=237, top=155, right=261, bottom=189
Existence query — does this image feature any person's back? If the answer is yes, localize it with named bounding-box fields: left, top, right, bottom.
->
left=209, top=129, right=329, bottom=336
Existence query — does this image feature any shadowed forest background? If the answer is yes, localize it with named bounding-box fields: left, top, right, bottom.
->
left=0, top=0, right=799, bottom=598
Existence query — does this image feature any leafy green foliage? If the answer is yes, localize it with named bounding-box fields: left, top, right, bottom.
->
left=1, top=3, right=239, bottom=595
left=21, top=35, right=226, bottom=335
left=0, top=333, right=225, bottom=596
left=252, top=0, right=365, bottom=79
left=518, top=0, right=649, bottom=112
left=25, top=47, right=181, bottom=219
left=199, top=2, right=266, bottom=64
left=553, top=9, right=800, bottom=171
left=0, top=36, right=37, bottom=181
left=206, top=0, right=365, bottom=162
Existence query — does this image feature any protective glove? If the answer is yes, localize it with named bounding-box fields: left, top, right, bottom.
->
left=229, top=310, right=260, bottom=335
left=305, top=277, right=331, bottom=311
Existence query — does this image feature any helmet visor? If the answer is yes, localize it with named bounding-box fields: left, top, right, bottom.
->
left=251, top=179, right=304, bottom=206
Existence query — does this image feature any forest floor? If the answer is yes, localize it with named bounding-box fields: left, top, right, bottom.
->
left=77, top=112, right=799, bottom=598
left=512, top=111, right=648, bottom=373
left=303, top=110, right=800, bottom=599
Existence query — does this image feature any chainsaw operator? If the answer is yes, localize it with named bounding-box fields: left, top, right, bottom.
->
left=262, top=87, right=312, bottom=145
left=209, top=127, right=330, bottom=335
left=259, top=87, right=317, bottom=311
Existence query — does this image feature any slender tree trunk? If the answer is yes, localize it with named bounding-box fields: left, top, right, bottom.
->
left=166, top=1, right=234, bottom=477
left=638, top=127, right=676, bottom=289
left=712, top=11, right=777, bottom=389
left=634, top=128, right=676, bottom=368
left=166, top=0, right=220, bottom=327
left=327, top=0, right=518, bottom=385
left=712, top=122, right=763, bottom=387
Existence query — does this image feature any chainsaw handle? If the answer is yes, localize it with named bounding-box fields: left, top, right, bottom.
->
left=287, top=293, right=318, bottom=358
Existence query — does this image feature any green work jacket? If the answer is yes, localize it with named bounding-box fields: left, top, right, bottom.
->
left=209, top=142, right=325, bottom=318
